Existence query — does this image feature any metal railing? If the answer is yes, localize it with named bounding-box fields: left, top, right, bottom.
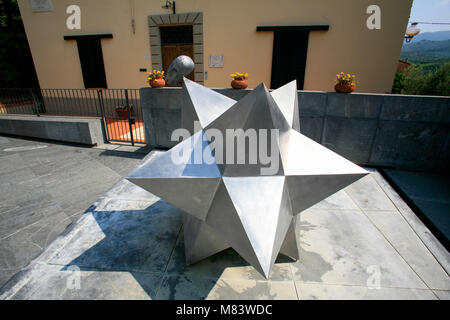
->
left=0, top=88, right=145, bottom=145
left=0, top=88, right=45, bottom=115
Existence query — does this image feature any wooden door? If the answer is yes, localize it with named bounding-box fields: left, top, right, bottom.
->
left=162, top=44, right=195, bottom=84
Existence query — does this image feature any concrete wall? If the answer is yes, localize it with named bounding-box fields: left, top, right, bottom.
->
left=140, top=87, right=450, bottom=173
left=18, top=0, right=412, bottom=93
left=0, top=115, right=106, bottom=146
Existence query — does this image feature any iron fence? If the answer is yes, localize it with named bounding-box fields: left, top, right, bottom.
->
left=0, top=88, right=45, bottom=115
left=0, top=88, right=145, bottom=145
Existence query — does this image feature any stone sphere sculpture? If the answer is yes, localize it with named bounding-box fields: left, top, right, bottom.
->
left=165, top=55, right=195, bottom=86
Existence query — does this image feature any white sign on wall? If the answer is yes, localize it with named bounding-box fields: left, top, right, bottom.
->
left=209, top=55, right=224, bottom=68
left=29, top=0, right=53, bottom=12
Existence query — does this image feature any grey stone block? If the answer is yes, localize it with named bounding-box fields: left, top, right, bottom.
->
left=298, top=91, right=327, bottom=116
left=11, top=118, right=42, bottom=137
left=194, top=12, right=203, bottom=24
left=138, top=87, right=449, bottom=173
left=193, top=34, right=203, bottom=44
left=0, top=118, right=14, bottom=134
left=193, top=23, right=203, bottom=34
left=149, top=26, right=159, bottom=37
left=152, top=15, right=163, bottom=25
left=160, top=14, right=170, bottom=24
left=0, top=115, right=105, bottom=146
left=215, top=88, right=250, bottom=100
left=327, top=93, right=382, bottom=119
left=150, top=108, right=181, bottom=148
left=177, top=13, right=189, bottom=23
left=194, top=53, right=203, bottom=64
left=299, top=116, right=323, bottom=143
left=436, top=132, right=450, bottom=173
left=194, top=72, right=204, bottom=81
left=322, top=117, right=377, bottom=164
left=148, top=16, right=157, bottom=27
left=168, top=14, right=178, bottom=24
left=194, top=63, right=204, bottom=73
left=186, top=12, right=198, bottom=23
left=380, top=95, right=450, bottom=122
left=370, top=121, right=447, bottom=171
left=194, top=44, right=203, bottom=53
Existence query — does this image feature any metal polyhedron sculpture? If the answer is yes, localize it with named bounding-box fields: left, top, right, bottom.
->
left=127, top=78, right=367, bottom=278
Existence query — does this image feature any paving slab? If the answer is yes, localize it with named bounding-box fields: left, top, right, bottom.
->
left=0, top=135, right=147, bottom=288
left=296, top=283, right=437, bottom=300
left=381, top=169, right=450, bottom=248
left=433, top=290, right=450, bottom=300
left=1, top=150, right=448, bottom=300
left=370, top=171, right=450, bottom=275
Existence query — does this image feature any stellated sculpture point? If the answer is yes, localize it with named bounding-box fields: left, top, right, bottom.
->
left=127, top=78, right=368, bottom=278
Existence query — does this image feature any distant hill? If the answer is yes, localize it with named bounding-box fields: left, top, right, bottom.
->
left=400, top=39, right=450, bottom=72
left=410, top=30, right=450, bottom=42
left=401, top=39, right=450, bottom=61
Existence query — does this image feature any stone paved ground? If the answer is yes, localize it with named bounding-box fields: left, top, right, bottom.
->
left=0, top=134, right=149, bottom=287
left=1, top=150, right=449, bottom=300
left=382, top=169, right=450, bottom=248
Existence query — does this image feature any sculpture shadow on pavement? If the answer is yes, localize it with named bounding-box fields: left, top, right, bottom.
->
left=61, top=200, right=302, bottom=299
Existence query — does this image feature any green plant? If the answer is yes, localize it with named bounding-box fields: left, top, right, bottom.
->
left=335, top=72, right=356, bottom=86
left=391, top=71, right=406, bottom=94
left=399, top=62, right=449, bottom=96
left=146, top=70, right=165, bottom=83
left=428, top=62, right=450, bottom=96
left=230, top=72, right=248, bottom=80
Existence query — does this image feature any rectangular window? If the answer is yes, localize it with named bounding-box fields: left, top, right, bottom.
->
left=76, top=38, right=108, bottom=88
left=270, top=30, right=309, bottom=90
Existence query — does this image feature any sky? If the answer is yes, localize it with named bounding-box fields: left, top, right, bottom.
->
left=409, top=0, right=450, bottom=32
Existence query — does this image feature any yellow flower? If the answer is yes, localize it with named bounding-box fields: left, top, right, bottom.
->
left=244, top=73, right=248, bottom=78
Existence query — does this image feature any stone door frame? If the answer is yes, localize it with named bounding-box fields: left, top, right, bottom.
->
left=148, top=12, right=204, bottom=84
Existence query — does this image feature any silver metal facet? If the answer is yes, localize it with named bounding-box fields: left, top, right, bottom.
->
left=126, top=78, right=368, bottom=278
left=182, top=78, right=236, bottom=133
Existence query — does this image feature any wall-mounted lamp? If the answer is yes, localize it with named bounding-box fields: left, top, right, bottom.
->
left=405, top=22, right=420, bottom=43
left=162, top=1, right=176, bottom=14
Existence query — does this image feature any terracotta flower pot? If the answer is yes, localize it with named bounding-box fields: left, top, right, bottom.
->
left=149, top=76, right=166, bottom=88
left=231, top=79, right=248, bottom=89
left=115, top=107, right=134, bottom=118
left=334, top=83, right=355, bottom=93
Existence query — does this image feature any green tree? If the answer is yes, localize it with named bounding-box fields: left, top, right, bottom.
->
left=397, top=62, right=449, bottom=96
left=401, top=65, right=431, bottom=95
left=428, top=62, right=450, bottom=96
left=0, top=0, right=39, bottom=88
left=391, top=71, right=405, bottom=94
